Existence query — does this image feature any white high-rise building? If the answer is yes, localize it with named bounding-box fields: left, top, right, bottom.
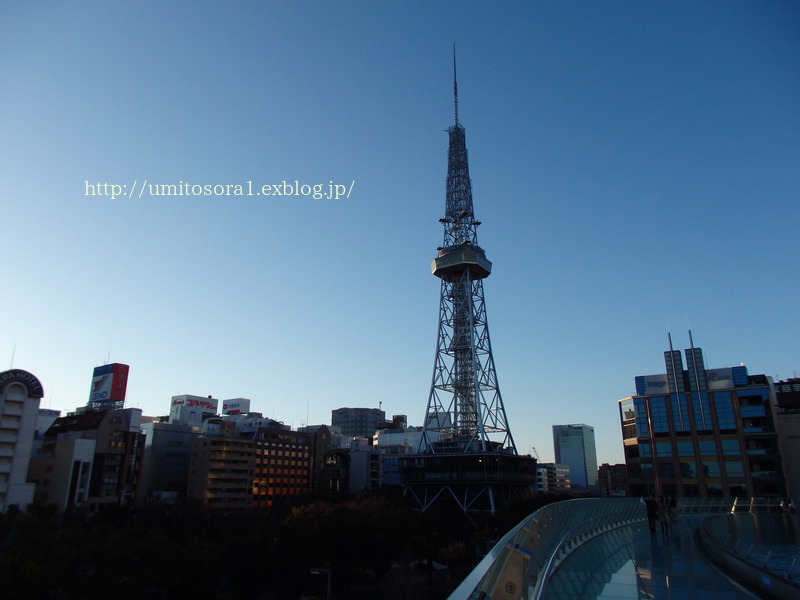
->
left=0, top=370, right=44, bottom=512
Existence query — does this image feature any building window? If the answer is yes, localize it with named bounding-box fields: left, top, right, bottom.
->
left=658, top=462, right=675, bottom=478
left=702, top=462, right=720, bottom=478
left=721, top=439, right=740, bottom=455
left=698, top=440, right=716, bottom=456
left=655, top=442, right=672, bottom=457
left=650, top=397, right=668, bottom=434
left=634, top=398, right=650, bottom=438
left=692, top=392, right=712, bottom=431
left=671, top=394, right=691, bottom=432
left=676, top=441, right=693, bottom=457
left=713, top=392, right=736, bottom=430
left=620, top=398, right=635, bottom=421
left=725, top=461, right=744, bottom=478
left=679, top=461, right=697, bottom=478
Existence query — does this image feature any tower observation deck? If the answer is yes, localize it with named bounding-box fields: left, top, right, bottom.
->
left=399, top=52, right=536, bottom=514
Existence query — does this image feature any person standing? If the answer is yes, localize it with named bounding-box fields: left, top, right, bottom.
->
left=643, top=494, right=658, bottom=533
left=668, top=494, right=677, bottom=521
left=657, top=496, right=669, bottom=534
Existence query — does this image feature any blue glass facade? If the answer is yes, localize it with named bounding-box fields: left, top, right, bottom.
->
left=619, top=344, right=786, bottom=498
left=553, top=424, right=598, bottom=490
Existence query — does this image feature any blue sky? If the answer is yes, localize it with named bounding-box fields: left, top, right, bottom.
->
left=2, top=1, right=798, bottom=465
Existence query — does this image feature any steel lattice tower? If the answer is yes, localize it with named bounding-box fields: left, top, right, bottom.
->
left=400, top=51, right=536, bottom=514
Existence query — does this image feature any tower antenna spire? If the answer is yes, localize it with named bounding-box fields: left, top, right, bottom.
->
left=400, top=49, right=536, bottom=515
left=453, top=42, right=459, bottom=125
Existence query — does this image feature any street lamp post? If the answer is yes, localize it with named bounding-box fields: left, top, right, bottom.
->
left=310, top=567, right=332, bottom=600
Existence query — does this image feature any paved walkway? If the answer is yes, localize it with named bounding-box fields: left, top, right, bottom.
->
left=543, top=516, right=759, bottom=600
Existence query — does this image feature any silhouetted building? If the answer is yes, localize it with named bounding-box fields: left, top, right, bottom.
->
left=30, top=408, right=145, bottom=509
left=346, top=437, right=381, bottom=492
left=299, top=424, right=341, bottom=493
left=331, top=407, right=385, bottom=439
left=598, top=463, right=629, bottom=497
left=187, top=436, right=254, bottom=509
left=774, top=378, right=800, bottom=500
left=139, top=421, right=198, bottom=504
left=322, top=449, right=350, bottom=493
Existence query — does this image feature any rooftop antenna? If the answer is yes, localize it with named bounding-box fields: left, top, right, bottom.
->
left=9, top=343, right=15, bottom=369
left=452, top=42, right=459, bottom=125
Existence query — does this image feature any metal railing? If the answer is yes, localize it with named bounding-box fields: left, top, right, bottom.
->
left=448, top=496, right=737, bottom=600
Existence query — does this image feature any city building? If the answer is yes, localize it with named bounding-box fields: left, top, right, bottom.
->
left=374, top=420, right=424, bottom=487
left=170, top=394, right=219, bottom=428
left=345, top=437, right=381, bottom=492
left=598, top=463, right=629, bottom=497
left=773, top=377, right=800, bottom=499
left=298, top=424, right=341, bottom=493
left=252, top=426, right=311, bottom=509
left=619, top=335, right=787, bottom=498
left=139, top=420, right=199, bottom=504
left=535, top=463, right=571, bottom=494
left=553, top=424, right=598, bottom=492
left=30, top=407, right=145, bottom=510
left=399, top=55, right=537, bottom=514
left=187, top=435, right=255, bottom=510
left=331, top=407, right=386, bottom=439
left=322, top=448, right=350, bottom=493
left=0, top=369, right=44, bottom=512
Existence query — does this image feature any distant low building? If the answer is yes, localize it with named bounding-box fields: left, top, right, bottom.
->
left=374, top=422, right=424, bottom=487
left=346, top=437, right=380, bottom=492
left=774, top=378, right=800, bottom=500
left=535, top=463, right=571, bottom=494
left=598, top=463, right=629, bottom=497
left=331, top=407, right=385, bottom=439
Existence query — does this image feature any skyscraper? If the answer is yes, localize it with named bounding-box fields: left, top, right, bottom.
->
left=552, top=424, right=598, bottom=491
left=399, top=51, right=536, bottom=514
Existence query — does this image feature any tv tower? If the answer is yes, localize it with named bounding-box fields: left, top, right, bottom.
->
left=400, top=50, right=536, bottom=514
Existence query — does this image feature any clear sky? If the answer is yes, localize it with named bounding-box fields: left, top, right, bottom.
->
left=2, top=1, right=798, bottom=465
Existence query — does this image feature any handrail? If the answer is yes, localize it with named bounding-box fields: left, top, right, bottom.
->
left=448, top=496, right=739, bottom=600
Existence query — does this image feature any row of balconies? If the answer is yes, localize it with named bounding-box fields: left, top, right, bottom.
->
left=0, top=403, right=24, bottom=417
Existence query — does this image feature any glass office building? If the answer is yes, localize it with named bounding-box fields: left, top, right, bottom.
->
left=553, top=424, right=598, bottom=491
left=619, top=343, right=786, bottom=498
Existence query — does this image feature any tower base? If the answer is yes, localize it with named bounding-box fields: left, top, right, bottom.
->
left=399, top=452, right=536, bottom=514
